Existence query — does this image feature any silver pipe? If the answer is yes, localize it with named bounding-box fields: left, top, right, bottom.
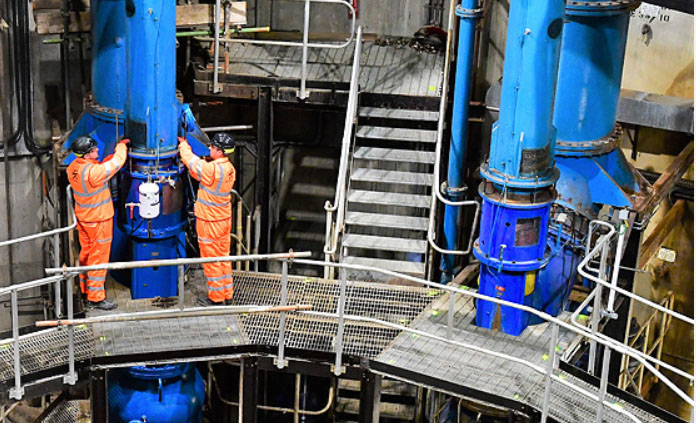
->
left=0, top=186, right=77, bottom=248
left=333, top=266, right=347, bottom=375
left=0, top=275, right=72, bottom=297
left=595, top=347, right=612, bottom=423
left=276, top=260, right=289, bottom=368
left=178, top=265, right=185, bottom=311
left=213, top=0, right=222, bottom=93
left=10, top=290, right=22, bottom=399
left=53, top=233, right=61, bottom=317
left=607, top=221, right=627, bottom=313
left=202, top=125, right=253, bottom=132
left=541, top=323, right=559, bottom=422
left=299, top=0, right=311, bottom=100
left=45, top=251, right=311, bottom=274
left=64, top=274, right=76, bottom=385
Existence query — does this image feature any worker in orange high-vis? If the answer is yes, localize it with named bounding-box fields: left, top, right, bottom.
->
left=67, top=136, right=129, bottom=310
left=179, top=133, right=236, bottom=306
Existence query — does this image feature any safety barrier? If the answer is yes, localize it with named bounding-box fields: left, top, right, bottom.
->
left=206, top=0, right=357, bottom=100
left=1, top=233, right=691, bottom=421
left=323, top=26, right=362, bottom=279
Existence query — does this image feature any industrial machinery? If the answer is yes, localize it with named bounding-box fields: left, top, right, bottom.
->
left=62, top=0, right=208, bottom=299
left=473, top=0, right=565, bottom=336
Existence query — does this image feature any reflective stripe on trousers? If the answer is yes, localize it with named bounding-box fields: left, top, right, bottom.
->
left=197, top=218, right=233, bottom=302
left=77, top=219, right=112, bottom=302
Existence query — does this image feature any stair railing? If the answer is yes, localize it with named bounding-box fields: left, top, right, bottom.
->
left=323, top=26, right=363, bottom=279
left=425, top=0, right=481, bottom=280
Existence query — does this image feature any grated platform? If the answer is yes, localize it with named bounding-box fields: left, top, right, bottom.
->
left=0, top=271, right=673, bottom=422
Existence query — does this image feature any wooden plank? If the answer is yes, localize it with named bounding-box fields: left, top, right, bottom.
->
left=451, top=263, right=480, bottom=287
left=635, top=140, right=694, bottom=214
left=35, top=3, right=247, bottom=34
left=638, top=199, right=686, bottom=268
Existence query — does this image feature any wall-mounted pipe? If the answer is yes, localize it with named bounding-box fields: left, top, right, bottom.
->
left=440, top=0, right=482, bottom=282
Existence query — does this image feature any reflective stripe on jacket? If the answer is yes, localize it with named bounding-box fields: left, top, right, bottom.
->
left=179, top=140, right=236, bottom=221
left=67, top=143, right=128, bottom=222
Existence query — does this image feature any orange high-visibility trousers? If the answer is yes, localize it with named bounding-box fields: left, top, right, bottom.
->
left=76, top=219, right=112, bottom=302
left=196, top=218, right=233, bottom=303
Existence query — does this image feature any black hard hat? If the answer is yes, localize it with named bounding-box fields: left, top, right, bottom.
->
left=72, top=136, right=97, bottom=157
left=210, top=133, right=235, bottom=154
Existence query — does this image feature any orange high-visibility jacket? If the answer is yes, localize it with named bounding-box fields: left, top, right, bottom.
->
left=179, top=140, right=236, bottom=221
left=67, top=143, right=128, bottom=222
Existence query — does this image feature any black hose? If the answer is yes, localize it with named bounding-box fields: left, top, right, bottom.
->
left=0, top=0, right=22, bottom=149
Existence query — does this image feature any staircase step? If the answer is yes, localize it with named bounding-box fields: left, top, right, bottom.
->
left=351, top=168, right=433, bottom=186
left=359, top=107, right=439, bottom=122
left=285, top=210, right=326, bottom=223
left=356, top=126, right=436, bottom=143
left=343, top=256, right=425, bottom=276
left=354, top=147, right=435, bottom=164
left=284, top=231, right=325, bottom=242
left=347, top=190, right=430, bottom=208
left=345, top=212, right=428, bottom=231
left=344, top=234, right=427, bottom=254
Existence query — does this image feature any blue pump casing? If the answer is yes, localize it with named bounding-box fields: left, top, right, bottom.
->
left=108, top=364, right=204, bottom=423
left=473, top=0, right=565, bottom=336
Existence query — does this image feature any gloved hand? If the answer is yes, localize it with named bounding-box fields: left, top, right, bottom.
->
left=119, top=138, right=131, bottom=146
left=178, top=136, right=186, bottom=145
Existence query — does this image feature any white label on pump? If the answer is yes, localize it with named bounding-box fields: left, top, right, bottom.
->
left=139, top=182, right=160, bottom=219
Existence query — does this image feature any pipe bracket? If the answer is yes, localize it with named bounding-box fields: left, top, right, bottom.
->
left=455, top=5, right=483, bottom=19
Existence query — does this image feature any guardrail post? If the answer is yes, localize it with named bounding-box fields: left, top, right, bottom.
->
left=9, top=290, right=23, bottom=400
left=541, top=322, right=559, bottom=422
left=63, top=273, right=77, bottom=385
left=447, top=291, right=455, bottom=339
left=299, top=0, right=310, bottom=100
left=333, top=266, right=348, bottom=375
left=589, top=238, right=609, bottom=375
left=178, top=265, right=185, bottom=311
left=595, top=346, right=612, bottom=423
left=275, top=259, right=289, bottom=369
left=53, top=233, right=62, bottom=317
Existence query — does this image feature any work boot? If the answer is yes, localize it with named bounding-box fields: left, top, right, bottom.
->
left=225, top=299, right=234, bottom=306
left=197, top=296, right=224, bottom=307
left=89, top=299, right=118, bottom=311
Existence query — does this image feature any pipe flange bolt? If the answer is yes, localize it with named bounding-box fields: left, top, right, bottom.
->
left=566, top=0, right=640, bottom=16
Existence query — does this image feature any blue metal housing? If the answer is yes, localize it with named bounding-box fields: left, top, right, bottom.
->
left=552, top=0, right=647, bottom=214
left=440, top=0, right=482, bottom=281
left=474, top=0, right=565, bottom=336
left=62, top=0, right=209, bottom=298
left=108, top=364, right=204, bottom=423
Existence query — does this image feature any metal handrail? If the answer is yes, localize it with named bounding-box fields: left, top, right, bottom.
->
left=209, top=0, right=357, bottom=99
left=425, top=0, right=480, bottom=267
left=0, top=186, right=76, bottom=317
left=323, top=26, right=362, bottom=279
left=2, top=248, right=692, bottom=418
left=570, top=221, right=694, bottom=404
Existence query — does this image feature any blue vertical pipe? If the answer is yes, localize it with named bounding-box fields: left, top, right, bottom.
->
left=91, top=0, right=127, bottom=111
left=440, top=0, right=481, bottom=281
left=553, top=3, right=634, bottom=146
left=482, top=0, right=564, bottom=188
left=125, top=0, right=178, bottom=155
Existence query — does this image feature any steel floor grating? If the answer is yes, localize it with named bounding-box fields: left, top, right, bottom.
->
left=0, top=272, right=672, bottom=422
left=376, top=291, right=666, bottom=423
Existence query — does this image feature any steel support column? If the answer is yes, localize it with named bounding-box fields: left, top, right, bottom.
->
left=90, top=369, right=108, bottom=423
left=359, top=368, right=382, bottom=423
left=239, top=357, right=259, bottom=423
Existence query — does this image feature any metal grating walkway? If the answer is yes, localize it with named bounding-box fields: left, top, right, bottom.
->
left=0, top=271, right=671, bottom=422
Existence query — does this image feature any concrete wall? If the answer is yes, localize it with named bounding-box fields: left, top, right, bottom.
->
left=253, top=0, right=431, bottom=37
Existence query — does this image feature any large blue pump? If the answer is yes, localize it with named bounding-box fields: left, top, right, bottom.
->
left=108, top=364, right=205, bottom=423
left=473, top=0, right=565, bottom=336
left=62, top=0, right=209, bottom=298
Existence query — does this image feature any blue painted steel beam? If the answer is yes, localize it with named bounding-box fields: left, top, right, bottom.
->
left=440, top=0, right=481, bottom=281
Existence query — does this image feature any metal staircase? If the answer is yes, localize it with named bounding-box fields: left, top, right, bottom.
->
left=341, top=106, right=439, bottom=279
